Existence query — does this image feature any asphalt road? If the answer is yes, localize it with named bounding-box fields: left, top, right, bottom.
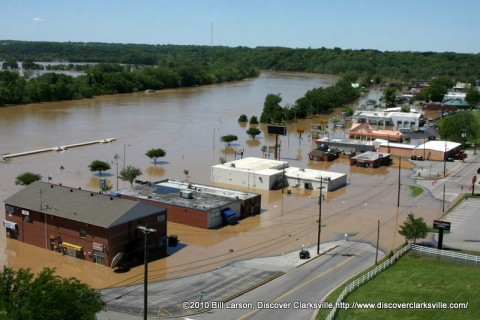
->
left=201, top=241, right=379, bottom=320
left=97, top=240, right=381, bottom=320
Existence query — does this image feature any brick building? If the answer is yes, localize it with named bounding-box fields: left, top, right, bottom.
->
left=3, top=181, right=167, bottom=267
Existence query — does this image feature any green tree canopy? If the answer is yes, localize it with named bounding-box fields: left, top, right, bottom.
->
left=260, top=93, right=284, bottom=123
left=398, top=213, right=429, bottom=244
left=246, top=127, right=261, bottom=139
left=465, top=88, right=480, bottom=107
left=437, top=111, right=480, bottom=143
left=383, top=86, right=397, bottom=107
left=220, top=134, right=238, bottom=146
left=14, top=172, right=42, bottom=185
left=0, top=266, right=105, bottom=320
left=249, top=115, right=259, bottom=124
left=119, top=165, right=142, bottom=186
left=238, top=114, right=248, bottom=122
left=145, top=148, right=166, bottom=165
left=88, top=160, right=111, bottom=177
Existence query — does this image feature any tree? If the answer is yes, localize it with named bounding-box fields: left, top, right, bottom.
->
left=183, top=169, right=189, bottom=181
left=383, top=86, right=396, bottom=107
left=465, top=88, right=480, bottom=107
left=246, top=127, right=261, bottom=139
left=88, top=160, right=111, bottom=177
left=220, top=134, right=238, bottom=146
left=15, top=172, right=42, bottom=185
left=249, top=115, right=259, bottom=124
left=437, top=111, right=480, bottom=143
left=119, top=165, right=142, bottom=186
left=261, top=145, right=268, bottom=158
left=0, top=266, right=105, bottom=320
left=398, top=213, right=429, bottom=244
left=145, top=148, right=166, bottom=165
left=238, top=114, right=248, bottom=122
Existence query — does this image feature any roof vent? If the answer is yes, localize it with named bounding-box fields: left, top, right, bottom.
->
left=90, top=193, right=94, bottom=196
left=70, top=189, right=73, bottom=192
left=180, top=190, right=193, bottom=199
left=110, top=197, right=113, bottom=200
left=78, top=187, right=82, bottom=190
left=50, top=185, right=54, bottom=188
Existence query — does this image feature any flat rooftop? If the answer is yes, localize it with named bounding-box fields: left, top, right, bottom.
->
left=351, top=151, right=390, bottom=161
left=117, top=183, right=236, bottom=211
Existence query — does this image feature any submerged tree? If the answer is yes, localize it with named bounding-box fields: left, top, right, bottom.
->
left=145, top=148, right=166, bottom=165
left=246, top=127, right=261, bottom=139
left=88, top=160, right=111, bottom=177
left=15, top=172, right=42, bottom=185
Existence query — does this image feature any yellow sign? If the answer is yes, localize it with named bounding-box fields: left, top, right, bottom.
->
left=62, top=242, right=82, bottom=251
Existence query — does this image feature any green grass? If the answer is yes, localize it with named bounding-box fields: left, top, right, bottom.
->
left=409, top=185, right=424, bottom=197
left=329, top=254, right=480, bottom=320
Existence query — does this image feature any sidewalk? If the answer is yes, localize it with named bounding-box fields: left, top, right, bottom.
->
left=97, top=242, right=340, bottom=319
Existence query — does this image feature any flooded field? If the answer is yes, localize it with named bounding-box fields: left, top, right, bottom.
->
left=0, top=72, right=440, bottom=289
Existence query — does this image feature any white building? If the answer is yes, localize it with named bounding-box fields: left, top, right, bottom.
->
left=211, top=157, right=347, bottom=191
left=352, top=110, right=422, bottom=131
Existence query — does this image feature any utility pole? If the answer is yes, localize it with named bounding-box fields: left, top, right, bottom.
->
left=137, top=225, right=156, bottom=320
left=375, top=220, right=380, bottom=264
left=123, top=144, right=130, bottom=170
left=397, top=156, right=401, bottom=207
left=317, top=177, right=323, bottom=255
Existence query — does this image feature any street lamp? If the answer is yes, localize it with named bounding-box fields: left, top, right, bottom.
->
left=461, top=130, right=467, bottom=162
left=123, top=144, right=130, bottom=170
left=113, top=154, right=119, bottom=190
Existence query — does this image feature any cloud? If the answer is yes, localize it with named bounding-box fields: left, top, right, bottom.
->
left=33, top=17, right=44, bottom=23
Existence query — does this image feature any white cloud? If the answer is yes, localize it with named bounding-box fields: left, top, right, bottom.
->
left=33, top=17, right=44, bottom=23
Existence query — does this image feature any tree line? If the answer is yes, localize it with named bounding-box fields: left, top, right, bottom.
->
left=2, top=40, right=480, bottom=81
left=0, top=61, right=259, bottom=106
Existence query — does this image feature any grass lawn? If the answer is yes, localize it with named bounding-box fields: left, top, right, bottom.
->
left=409, top=185, right=424, bottom=197
left=329, top=253, right=480, bottom=320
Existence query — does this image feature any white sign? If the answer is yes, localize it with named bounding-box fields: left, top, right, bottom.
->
left=3, top=220, right=16, bottom=229
left=21, top=210, right=29, bottom=216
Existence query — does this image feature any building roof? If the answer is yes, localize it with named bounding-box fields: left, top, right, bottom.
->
left=416, top=141, right=461, bottom=152
left=4, top=181, right=166, bottom=228
left=117, top=183, right=237, bottom=211
left=351, top=151, right=390, bottom=161
left=213, top=157, right=287, bottom=172
left=284, top=167, right=346, bottom=182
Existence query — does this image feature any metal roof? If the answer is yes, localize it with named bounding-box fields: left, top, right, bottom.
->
left=4, top=181, right=166, bottom=228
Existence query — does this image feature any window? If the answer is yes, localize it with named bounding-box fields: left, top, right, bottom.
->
left=80, top=229, right=86, bottom=238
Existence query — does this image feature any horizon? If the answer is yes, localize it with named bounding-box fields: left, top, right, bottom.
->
left=0, top=0, right=479, bottom=54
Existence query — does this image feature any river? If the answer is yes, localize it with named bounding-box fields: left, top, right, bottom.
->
left=0, top=71, right=439, bottom=288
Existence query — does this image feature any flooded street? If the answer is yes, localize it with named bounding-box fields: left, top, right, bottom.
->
left=0, top=72, right=440, bottom=289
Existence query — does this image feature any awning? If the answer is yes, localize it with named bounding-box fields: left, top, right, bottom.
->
left=222, top=209, right=236, bottom=218
left=61, top=242, right=82, bottom=251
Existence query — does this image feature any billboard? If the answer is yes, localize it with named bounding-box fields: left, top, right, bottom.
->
left=267, top=125, right=287, bottom=136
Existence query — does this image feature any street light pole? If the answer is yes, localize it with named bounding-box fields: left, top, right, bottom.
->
left=138, top=225, right=156, bottom=320
left=123, top=144, right=130, bottom=170
left=317, top=177, right=323, bottom=255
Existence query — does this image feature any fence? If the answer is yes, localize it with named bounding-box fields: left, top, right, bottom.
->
left=325, top=244, right=480, bottom=320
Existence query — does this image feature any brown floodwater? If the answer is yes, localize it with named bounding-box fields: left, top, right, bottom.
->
left=0, top=72, right=440, bottom=289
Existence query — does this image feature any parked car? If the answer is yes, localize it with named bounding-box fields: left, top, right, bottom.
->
left=416, top=156, right=424, bottom=161
left=411, top=155, right=417, bottom=160
left=453, top=152, right=467, bottom=160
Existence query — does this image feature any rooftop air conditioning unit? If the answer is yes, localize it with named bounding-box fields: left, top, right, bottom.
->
left=180, top=190, right=193, bottom=199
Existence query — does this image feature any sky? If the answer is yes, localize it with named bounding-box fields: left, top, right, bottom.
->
left=1, top=0, right=479, bottom=54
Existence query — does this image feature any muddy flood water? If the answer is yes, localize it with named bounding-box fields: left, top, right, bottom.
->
left=0, top=71, right=441, bottom=289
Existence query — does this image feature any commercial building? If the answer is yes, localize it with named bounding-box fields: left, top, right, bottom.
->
left=350, top=151, right=391, bottom=168
left=378, top=140, right=462, bottom=161
left=352, top=110, right=423, bottom=131
left=3, top=181, right=167, bottom=267
left=115, top=179, right=260, bottom=229
left=211, top=157, right=347, bottom=192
